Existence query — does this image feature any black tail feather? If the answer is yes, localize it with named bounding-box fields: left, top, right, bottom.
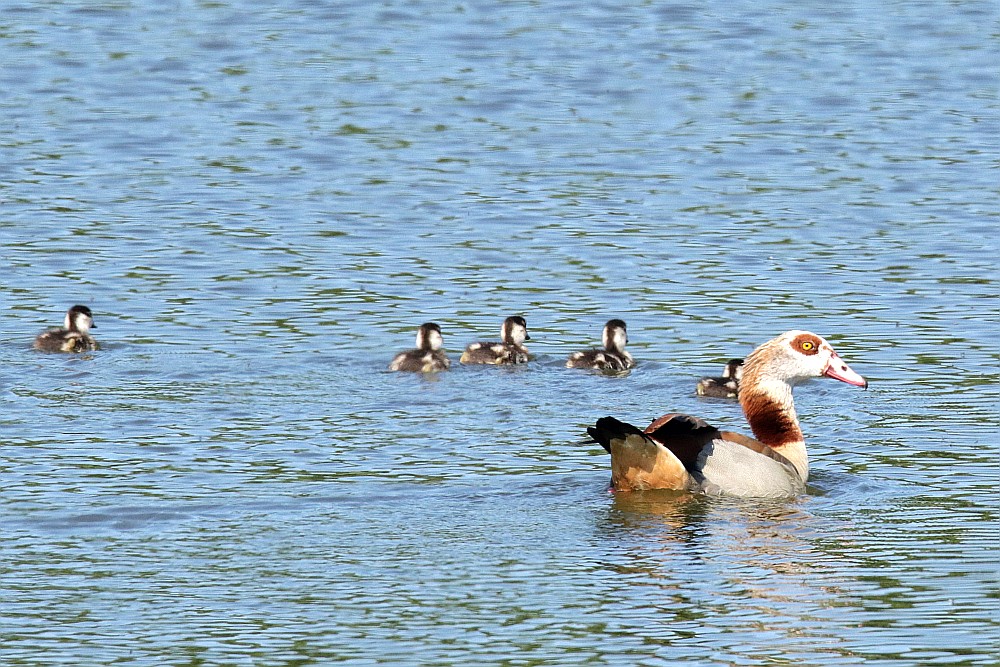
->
left=586, top=416, right=644, bottom=454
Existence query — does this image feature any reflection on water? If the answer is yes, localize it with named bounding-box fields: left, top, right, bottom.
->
left=599, top=483, right=998, bottom=664
left=2, top=0, right=999, bottom=664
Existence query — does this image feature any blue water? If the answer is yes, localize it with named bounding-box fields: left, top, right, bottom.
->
left=2, top=1, right=998, bottom=664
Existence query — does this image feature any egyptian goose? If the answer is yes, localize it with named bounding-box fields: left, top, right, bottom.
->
left=389, top=322, right=450, bottom=372
left=460, top=316, right=530, bottom=365
left=587, top=330, right=867, bottom=497
left=34, top=305, right=99, bottom=353
left=566, top=319, right=634, bottom=371
left=695, top=358, right=744, bottom=398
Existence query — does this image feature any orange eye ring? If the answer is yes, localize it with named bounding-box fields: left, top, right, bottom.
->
left=801, top=341, right=814, bottom=351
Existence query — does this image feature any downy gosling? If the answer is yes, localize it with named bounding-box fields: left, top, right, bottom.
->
left=566, top=319, right=634, bottom=371
left=34, top=305, right=99, bottom=353
left=460, top=316, right=530, bottom=365
left=389, top=322, right=450, bottom=372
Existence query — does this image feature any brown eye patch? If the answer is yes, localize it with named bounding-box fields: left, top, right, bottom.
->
left=791, top=333, right=821, bottom=355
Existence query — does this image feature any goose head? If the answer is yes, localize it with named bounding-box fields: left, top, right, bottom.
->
left=602, top=319, right=628, bottom=353
left=415, top=322, right=444, bottom=351
left=501, top=316, right=529, bottom=346
left=65, top=305, right=96, bottom=334
left=742, top=330, right=867, bottom=390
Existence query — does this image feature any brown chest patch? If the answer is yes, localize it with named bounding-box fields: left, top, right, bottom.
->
left=742, top=394, right=803, bottom=447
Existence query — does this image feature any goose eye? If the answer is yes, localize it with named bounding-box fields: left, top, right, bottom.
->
left=801, top=341, right=814, bottom=351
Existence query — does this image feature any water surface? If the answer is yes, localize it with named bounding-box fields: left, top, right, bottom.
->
left=2, top=0, right=998, bottom=664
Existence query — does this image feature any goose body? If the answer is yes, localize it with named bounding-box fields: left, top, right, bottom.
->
left=588, top=330, right=867, bottom=498
left=695, top=358, right=744, bottom=398
left=34, top=305, right=99, bottom=353
left=389, top=323, right=450, bottom=372
left=566, top=319, right=634, bottom=371
left=460, top=316, right=530, bottom=365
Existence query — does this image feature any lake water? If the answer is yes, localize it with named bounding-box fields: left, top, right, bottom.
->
left=2, top=0, right=998, bottom=664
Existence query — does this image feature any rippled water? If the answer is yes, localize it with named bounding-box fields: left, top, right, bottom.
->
left=2, top=0, right=998, bottom=664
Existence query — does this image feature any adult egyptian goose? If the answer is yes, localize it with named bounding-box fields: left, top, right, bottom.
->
left=566, top=319, right=634, bottom=371
left=33, top=305, right=99, bottom=353
left=587, top=330, right=867, bottom=498
left=695, top=358, right=744, bottom=398
left=389, top=322, right=450, bottom=372
left=460, top=316, right=530, bottom=365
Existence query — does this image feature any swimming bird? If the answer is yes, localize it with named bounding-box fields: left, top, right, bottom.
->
left=566, top=319, right=634, bottom=371
left=587, top=330, right=867, bottom=498
left=33, top=305, right=99, bottom=353
left=695, top=358, right=744, bottom=398
left=460, top=316, right=530, bottom=365
left=389, top=322, right=450, bottom=372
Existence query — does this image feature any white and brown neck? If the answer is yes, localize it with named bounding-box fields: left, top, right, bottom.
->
left=739, top=374, right=809, bottom=481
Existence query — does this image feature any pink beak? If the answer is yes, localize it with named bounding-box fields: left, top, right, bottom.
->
left=823, top=353, right=868, bottom=388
